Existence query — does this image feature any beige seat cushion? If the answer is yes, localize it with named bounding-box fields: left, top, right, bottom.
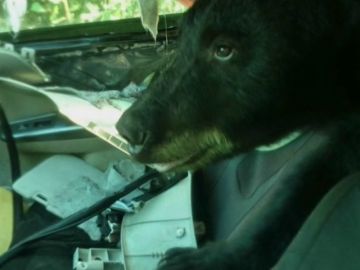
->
left=0, top=188, right=13, bottom=255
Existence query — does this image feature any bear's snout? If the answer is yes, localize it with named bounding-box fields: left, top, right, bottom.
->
left=117, top=109, right=151, bottom=156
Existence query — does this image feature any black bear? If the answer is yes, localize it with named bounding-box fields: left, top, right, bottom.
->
left=117, top=0, right=360, bottom=269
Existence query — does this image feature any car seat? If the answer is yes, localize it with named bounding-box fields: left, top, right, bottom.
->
left=275, top=172, right=360, bottom=270
left=195, top=130, right=360, bottom=269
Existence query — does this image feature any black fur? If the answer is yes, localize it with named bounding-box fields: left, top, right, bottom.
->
left=117, top=0, right=360, bottom=269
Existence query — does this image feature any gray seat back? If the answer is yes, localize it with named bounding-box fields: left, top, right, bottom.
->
left=275, top=173, right=360, bottom=270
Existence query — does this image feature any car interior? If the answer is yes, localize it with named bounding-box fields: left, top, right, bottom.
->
left=0, top=1, right=359, bottom=269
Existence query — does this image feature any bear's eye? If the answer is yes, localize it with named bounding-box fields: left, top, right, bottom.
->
left=214, top=45, right=234, bottom=61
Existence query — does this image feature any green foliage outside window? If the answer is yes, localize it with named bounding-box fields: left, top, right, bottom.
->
left=0, top=0, right=185, bottom=32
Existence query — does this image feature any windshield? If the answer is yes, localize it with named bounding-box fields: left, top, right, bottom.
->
left=0, top=0, right=185, bottom=33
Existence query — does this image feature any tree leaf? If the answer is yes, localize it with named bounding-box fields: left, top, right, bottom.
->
left=30, top=2, right=47, bottom=13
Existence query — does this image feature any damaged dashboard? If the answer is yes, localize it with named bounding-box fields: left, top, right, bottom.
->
left=0, top=15, right=180, bottom=144
left=0, top=15, right=179, bottom=90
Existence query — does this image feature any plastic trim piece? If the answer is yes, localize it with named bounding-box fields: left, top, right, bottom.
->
left=73, top=248, right=124, bottom=270
left=0, top=45, right=48, bottom=84
left=0, top=113, right=91, bottom=142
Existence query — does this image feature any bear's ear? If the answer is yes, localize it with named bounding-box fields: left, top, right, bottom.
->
left=178, top=0, right=195, bottom=7
left=335, top=1, right=360, bottom=86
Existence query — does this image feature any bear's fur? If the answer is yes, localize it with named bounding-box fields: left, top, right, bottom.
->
left=117, top=0, right=360, bottom=269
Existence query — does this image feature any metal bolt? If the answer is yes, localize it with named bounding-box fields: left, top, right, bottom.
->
left=76, top=261, right=88, bottom=270
left=176, top=227, right=186, bottom=238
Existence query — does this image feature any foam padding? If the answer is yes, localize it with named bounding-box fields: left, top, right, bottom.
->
left=0, top=187, right=13, bottom=255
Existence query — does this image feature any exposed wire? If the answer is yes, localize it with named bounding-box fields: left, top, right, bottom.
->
left=0, top=170, right=160, bottom=267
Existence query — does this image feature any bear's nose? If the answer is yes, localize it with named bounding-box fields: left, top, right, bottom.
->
left=116, top=111, right=149, bottom=155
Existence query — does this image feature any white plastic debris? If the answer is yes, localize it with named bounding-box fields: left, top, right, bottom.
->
left=4, top=0, right=27, bottom=34
left=138, top=0, right=159, bottom=40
